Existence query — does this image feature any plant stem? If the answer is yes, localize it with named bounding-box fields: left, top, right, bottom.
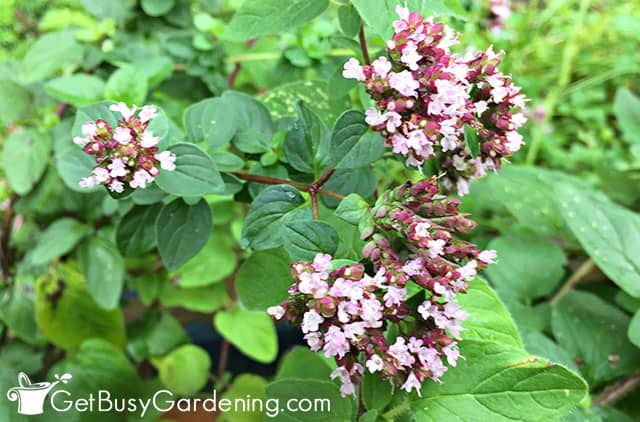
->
left=358, top=25, right=371, bottom=65
left=218, top=339, right=230, bottom=379
left=55, top=102, right=68, bottom=118
left=550, top=258, right=595, bottom=305
left=0, top=193, right=17, bottom=282
left=309, top=167, right=336, bottom=219
left=230, top=172, right=345, bottom=200
left=594, top=369, right=640, bottom=406
left=227, top=63, right=241, bottom=88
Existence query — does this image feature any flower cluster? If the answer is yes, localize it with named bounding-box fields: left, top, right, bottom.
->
left=268, top=177, right=496, bottom=397
left=74, top=103, right=176, bottom=193
left=342, top=5, right=526, bottom=195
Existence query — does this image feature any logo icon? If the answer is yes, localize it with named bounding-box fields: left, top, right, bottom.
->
left=7, top=372, right=72, bottom=415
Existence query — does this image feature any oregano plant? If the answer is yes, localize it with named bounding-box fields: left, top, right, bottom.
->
left=3, top=0, right=640, bottom=421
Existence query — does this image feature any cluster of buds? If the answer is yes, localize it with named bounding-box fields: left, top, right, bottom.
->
left=268, top=177, right=496, bottom=397
left=342, top=5, right=526, bottom=195
left=487, top=0, right=512, bottom=36
left=74, top=103, right=176, bottom=193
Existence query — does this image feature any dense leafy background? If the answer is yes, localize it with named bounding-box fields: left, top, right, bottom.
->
left=0, top=0, right=639, bottom=421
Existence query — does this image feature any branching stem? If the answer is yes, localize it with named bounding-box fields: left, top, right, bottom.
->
left=231, top=171, right=345, bottom=201
left=550, top=258, right=595, bottom=305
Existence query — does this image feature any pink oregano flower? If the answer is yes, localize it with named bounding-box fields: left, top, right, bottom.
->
left=268, top=177, right=496, bottom=397
left=74, top=102, right=176, bottom=193
left=342, top=5, right=527, bottom=195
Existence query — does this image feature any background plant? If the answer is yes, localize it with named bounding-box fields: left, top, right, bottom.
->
left=0, top=0, right=638, bottom=421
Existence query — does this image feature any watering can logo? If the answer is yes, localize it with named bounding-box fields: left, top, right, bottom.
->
left=6, top=372, right=72, bottom=415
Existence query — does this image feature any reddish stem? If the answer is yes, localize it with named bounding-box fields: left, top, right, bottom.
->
left=231, top=172, right=345, bottom=200
left=55, top=102, right=68, bottom=118
left=358, top=25, right=371, bottom=65
left=227, top=63, right=241, bottom=89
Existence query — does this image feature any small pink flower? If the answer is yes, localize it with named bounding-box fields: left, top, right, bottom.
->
left=110, top=102, right=137, bottom=120
left=366, top=355, right=384, bottom=373
left=79, top=176, right=96, bottom=188
left=267, top=306, right=285, bottom=320
left=140, top=131, right=159, bottom=148
left=388, top=71, right=420, bottom=97
left=113, top=127, right=132, bottom=145
left=401, top=372, right=422, bottom=396
left=301, top=310, right=324, bottom=333
left=108, top=179, right=124, bottom=193
left=342, top=58, right=365, bottom=81
left=372, top=56, right=392, bottom=78
left=138, top=105, right=157, bottom=123
left=154, top=151, right=176, bottom=171
left=93, top=167, right=110, bottom=183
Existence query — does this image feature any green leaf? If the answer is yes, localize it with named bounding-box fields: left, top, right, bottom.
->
left=414, top=340, right=587, bottom=421
left=219, top=374, right=269, bottom=422
left=282, top=220, right=339, bottom=261
left=338, top=5, right=361, bottom=37
left=152, top=344, right=211, bottom=395
left=552, top=290, right=640, bottom=384
left=141, top=0, right=175, bottom=16
left=459, top=278, right=522, bottom=348
left=20, top=31, right=83, bottom=83
left=241, top=185, right=308, bottom=250
left=362, top=372, right=392, bottom=411
left=154, top=143, right=225, bottom=196
left=0, top=276, right=43, bottom=345
left=521, top=330, right=580, bottom=373
left=0, top=79, right=31, bottom=125
left=486, top=235, right=566, bottom=300
left=329, top=110, right=384, bottom=169
left=45, top=74, right=105, bottom=107
left=159, top=282, right=228, bottom=313
left=275, top=346, right=332, bottom=381
left=211, top=151, right=245, bottom=172
left=183, top=97, right=236, bottom=149
left=50, top=339, right=142, bottom=419
left=556, top=182, right=640, bottom=297
left=284, top=101, right=330, bottom=174
left=261, top=80, right=348, bottom=126
left=483, top=166, right=574, bottom=237
left=2, top=129, right=51, bottom=195
left=222, top=91, right=274, bottom=149
left=116, top=204, right=163, bottom=256
left=127, top=311, right=189, bottom=361
left=335, top=193, right=369, bottom=225
left=265, top=379, right=352, bottom=421
left=352, top=0, right=461, bottom=39
left=27, top=218, right=91, bottom=267
left=463, top=124, right=479, bottom=158
left=35, top=264, right=126, bottom=351
left=225, top=0, right=330, bottom=40
left=81, top=0, right=134, bottom=21
left=156, top=198, right=213, bottom=271
left=105, top=65, right=148, bottom=105
left=629, top=310, right=640, bottom=348
left=321, top=167, right=377, bottom=208
left=215, top=309, right=278, bottom=363
left=236, top=248, right=292, bottom=311
left=77, top=237, right=124, bottom=310
left=613, top=87, right=640, bottom=144
left=172, top=231, right=236, bottom=288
